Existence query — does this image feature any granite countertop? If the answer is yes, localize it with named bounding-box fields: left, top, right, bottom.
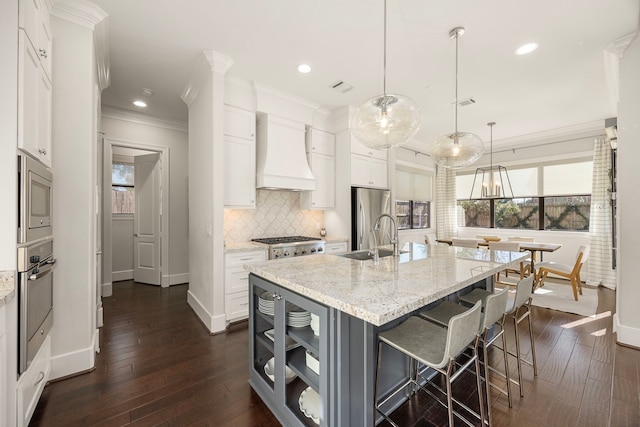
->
left=0, top=270, right=16, bottom=306
left=244, top=242, right=527, bottom=326
left=224, top=241, right=269, bottom=253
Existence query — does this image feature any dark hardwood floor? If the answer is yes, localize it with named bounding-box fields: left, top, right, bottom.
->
left=30, top=280, right=639, bottom=426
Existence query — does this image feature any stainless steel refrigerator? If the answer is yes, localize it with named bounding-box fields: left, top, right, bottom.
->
left=351, top=187, right=391, bottom=251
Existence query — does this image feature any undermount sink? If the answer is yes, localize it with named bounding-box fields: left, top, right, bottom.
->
left=338, top=248, right=404, bottom=261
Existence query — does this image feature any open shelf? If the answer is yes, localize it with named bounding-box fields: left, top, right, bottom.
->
left=287, top=326, right=320, bottom=355
left=287, top=346, right=320, bottom=391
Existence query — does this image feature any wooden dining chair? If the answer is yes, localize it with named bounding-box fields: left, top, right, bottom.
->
left=535, top=245, right=590, bottom=301
left=424, top=233, right=438, bottom=245
left=451, top=238, right=479, bottom=248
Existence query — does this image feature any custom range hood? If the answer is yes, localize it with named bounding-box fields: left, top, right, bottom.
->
left=255, top=113, right=316, bottom=191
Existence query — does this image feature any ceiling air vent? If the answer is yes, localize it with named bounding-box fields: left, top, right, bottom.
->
left=456, top=97, right=476, bottom=107
left=330, top=80, right=354, bottom=93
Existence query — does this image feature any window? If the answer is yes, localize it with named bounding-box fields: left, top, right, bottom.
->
left=395, top=165, right=432, bottom=229
left=396, top=201, right=431, bottom=229
left=456, top=160, right=592, bottom=231
left=112, top=162, right=134, bottom=214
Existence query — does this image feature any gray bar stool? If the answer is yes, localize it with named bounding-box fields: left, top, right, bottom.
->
left=459, top=275, right=537, bottom=397
left=374, top=301, right=484, bottom=427
left=420, top=287, right=511, bottom=425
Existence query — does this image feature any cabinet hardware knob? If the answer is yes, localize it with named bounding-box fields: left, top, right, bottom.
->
left=39, top=49, right=48, bottom=59
left=133, top=233, right=138, bottom=237
left=38, top=148, right=47, bottom=155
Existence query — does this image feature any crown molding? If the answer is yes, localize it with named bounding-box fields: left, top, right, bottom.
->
left=181, top=51, right=233, bottom=107
left=492, top=120, right=603, bottom=150
left=50, top=0, right=107, bottom=30
left=606, top=32, right=637, bottom=58
left=101, top=105, right=188, bottom=133
left=50, top=0, right=110, bottom=90
left=253, top=81, right=320, bottom=125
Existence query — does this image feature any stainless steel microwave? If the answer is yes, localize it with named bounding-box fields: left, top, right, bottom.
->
left=18, top=151, right=53, bottom=243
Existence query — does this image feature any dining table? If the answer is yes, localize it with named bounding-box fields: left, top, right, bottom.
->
left=435, top=238, right=562, bottom=273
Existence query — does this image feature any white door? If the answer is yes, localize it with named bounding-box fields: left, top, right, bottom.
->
left=134, top=153, right=161, bottom=285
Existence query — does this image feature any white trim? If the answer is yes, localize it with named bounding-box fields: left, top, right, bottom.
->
left=606, top=33, right=637, bottom=58
left=491, top=120, right=602, bottom=149
left=50, top=338, right=97, bottom=380
left=103, top=138, right=170, bottom=290
left=101, top=282, right=112, bottom=297
left=187, top=290, right=227, bottom=333
left=94, top=15, right=110, bottom=90
left=165, top=273, right=189, bottom=286
left=112, top=270, right=133, bottom=282
left=181, top=50, right=233, bottom=106
left=613, top=313, right=640, bottom=348
left=50, top=0, right=108, bottom=30
left=253, top=81, right=320, bottom=125
left=101, top=106, right=187, bottom=132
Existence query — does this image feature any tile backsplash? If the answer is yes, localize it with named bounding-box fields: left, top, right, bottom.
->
left=224, top=189, right=324, bottom=242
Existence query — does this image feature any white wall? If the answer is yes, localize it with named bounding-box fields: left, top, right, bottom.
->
left=0, top=0, right=19, bottom=424
left=112, top=215, right=134, bottom=281
left=101, top=110, right=190, bottom=286
left=616, top=34, right=640, bottom=347
left=50, top=16, right=98, bottom=380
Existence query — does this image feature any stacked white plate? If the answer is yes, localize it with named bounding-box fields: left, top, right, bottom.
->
left=258, top=292, right=275, bottom=316
left=286, top=306, right=311, bottom=328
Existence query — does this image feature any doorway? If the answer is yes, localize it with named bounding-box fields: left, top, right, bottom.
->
left=102, top=139, right=170, bottom=296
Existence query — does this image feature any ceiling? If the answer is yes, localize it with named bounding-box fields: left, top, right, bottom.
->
left=89, top=0, right=639, bottom=149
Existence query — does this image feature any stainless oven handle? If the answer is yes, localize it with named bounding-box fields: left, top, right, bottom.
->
left=29, top=260, right=56, bottom=281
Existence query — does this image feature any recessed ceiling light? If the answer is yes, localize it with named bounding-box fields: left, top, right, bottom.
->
left=133, top=100, right=147, bottom=107
left=297, top=64, right=311, bottom=74
left=515, top=42, right=539, bottom=55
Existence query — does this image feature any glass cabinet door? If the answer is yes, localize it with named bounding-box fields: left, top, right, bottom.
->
left=411, top=201, right=430, bottom=229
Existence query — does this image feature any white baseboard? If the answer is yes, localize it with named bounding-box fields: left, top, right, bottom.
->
left=50, top=334, right=97, bottom=380
left=162, top=272, right=189, bottom=287
left=102, top=282, right=113, bottom=297
left=187, top=290, right=227, bottom=333
left=613, top=313, right=640, bottom=348
left=112, top=269, right=133, bottom=282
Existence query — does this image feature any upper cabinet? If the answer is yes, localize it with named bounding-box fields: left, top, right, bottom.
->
left=224, top=105, right=256, bottom=208
left=301, top=128, right=335, bottom=209
left=18, top=0, right=52, bottom=167
left=350, top=137, right=388, bottom=189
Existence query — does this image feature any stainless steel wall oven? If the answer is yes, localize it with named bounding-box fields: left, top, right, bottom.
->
left=17, top=238, right=55, bottom=374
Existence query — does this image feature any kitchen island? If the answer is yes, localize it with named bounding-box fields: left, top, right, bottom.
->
left=245, top=242, right=527, bottom=426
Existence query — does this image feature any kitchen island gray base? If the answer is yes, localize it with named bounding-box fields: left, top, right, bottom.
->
left=249, top=273, right=492, bottom=426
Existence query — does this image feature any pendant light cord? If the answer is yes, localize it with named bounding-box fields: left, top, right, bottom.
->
left=454, top=31, right=458, bottom=135
left=383, top=0, right=387, bottom=96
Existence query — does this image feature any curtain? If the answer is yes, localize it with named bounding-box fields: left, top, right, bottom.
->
left=435, top=165, right=457, bottom=239
left=587, top=137, right=616, bottom=289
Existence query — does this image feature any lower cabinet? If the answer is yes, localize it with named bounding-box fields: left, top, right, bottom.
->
left=249, top=274, right=332, bottom=426
left=16, top=334, right=50, bottom=427
left=225, top=250, right=267, bottom=322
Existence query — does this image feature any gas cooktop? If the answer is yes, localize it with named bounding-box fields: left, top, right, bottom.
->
left=251, top=236, right=322, bottom=245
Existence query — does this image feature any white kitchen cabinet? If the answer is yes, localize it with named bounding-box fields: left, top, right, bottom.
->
left=225, top=249, right=267, bottom=322
left=18, top=30, right=52, bottom=167
left=17, top=334, right=50, bottom=427
left=350, top=138, right=387, bottom=161
left=19, top=0, right=52, bottom=81
left=301, top=129, right=335, bottom=209
left=324, top=242, right=348, bottom=254
left=0, top=304, right=6, bottom=427
left=350, top=135, right=388, bottom=189
left=351, top=154, right=387, bottom=188
left=224, top=105, right=256, bottom=208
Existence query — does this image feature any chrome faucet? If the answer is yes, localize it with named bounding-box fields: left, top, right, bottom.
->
left=374, top=213, right=399, bottom=256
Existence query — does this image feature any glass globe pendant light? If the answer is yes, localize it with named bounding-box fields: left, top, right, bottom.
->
left=352, top=0, right=422, bottom=150
left=431, top=27, right=484, bottom=168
